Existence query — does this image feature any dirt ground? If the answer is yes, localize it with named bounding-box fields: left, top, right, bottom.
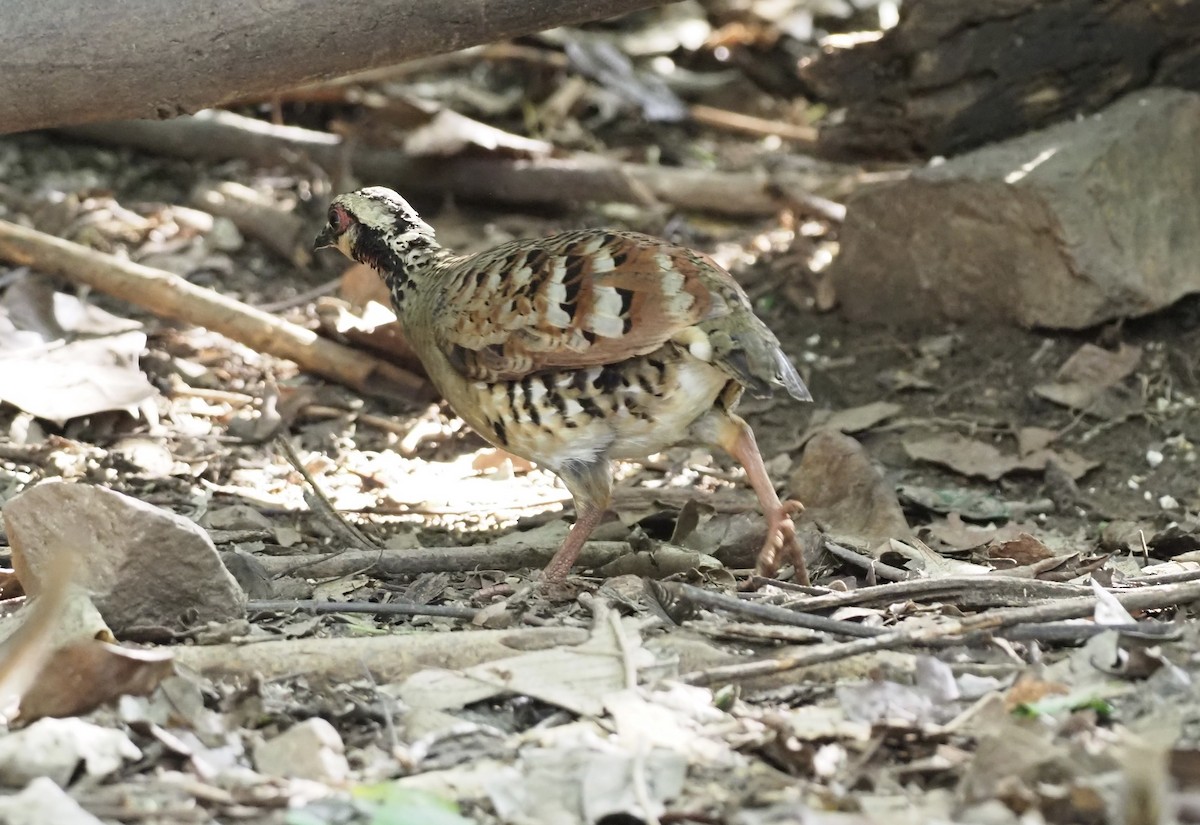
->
left=1, top=6, right=1200, bottom=824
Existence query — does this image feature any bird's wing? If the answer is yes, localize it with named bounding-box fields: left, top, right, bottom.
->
left=433, top=231, right=735, bottom=382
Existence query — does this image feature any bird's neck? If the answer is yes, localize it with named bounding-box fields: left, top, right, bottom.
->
left=359, top=231, right=451, bottom=310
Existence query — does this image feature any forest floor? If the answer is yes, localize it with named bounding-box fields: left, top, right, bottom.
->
left=1, top=4, right=1199, bottom=824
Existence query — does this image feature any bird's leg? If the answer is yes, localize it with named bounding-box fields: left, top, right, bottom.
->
left=712, top=412, right=809, bottom=585
left=542, top=503, right=606, bottom=583
left=542, top=459, right=613, bottom=583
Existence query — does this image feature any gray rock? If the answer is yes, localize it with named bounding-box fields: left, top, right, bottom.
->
left=3, top=481, right=245, bottom=634
left=833, top=89, right=1200, bottom=329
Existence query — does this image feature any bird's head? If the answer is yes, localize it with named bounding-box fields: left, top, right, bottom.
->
left=313, top=187, right=441, bottom=278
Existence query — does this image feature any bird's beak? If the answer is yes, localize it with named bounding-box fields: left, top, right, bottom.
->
left=313, top=225, right=337, bottom=252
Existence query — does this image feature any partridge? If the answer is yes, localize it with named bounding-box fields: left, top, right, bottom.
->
left=314, top=187, right=812, bottom=584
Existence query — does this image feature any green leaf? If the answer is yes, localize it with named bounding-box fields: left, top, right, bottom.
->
left=353, top=786, right=475, bottom=825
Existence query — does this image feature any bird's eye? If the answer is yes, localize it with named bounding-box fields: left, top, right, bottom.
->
left=328, top=205, right=351, bottom=232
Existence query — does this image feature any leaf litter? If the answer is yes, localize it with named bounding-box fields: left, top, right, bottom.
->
left=0, top=4, right=1198, bottom=824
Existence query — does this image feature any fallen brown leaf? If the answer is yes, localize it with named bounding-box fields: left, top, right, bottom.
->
left=987, top=533, right=1056, bottom=566
left=1033, top=343, right=1142, bottom=417
left=904, top=433, right=1098, bottom=481
left=15, top=640, right=174, bottom=723
left=791, top=430, right=909, bottom=546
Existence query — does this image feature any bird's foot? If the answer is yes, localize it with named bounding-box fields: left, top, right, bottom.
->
left=536, top=573, right=595, bottom=603
left=754, top=499, right=809, bottom=585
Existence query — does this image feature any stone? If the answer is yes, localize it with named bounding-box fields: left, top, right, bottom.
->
left=253, top=718, right=350, bottom=784
left=3, top=481, right=245, bottom=634
left=0, top=717, right=141, bottom=788
left=832, top=89, right=1200, bottom=329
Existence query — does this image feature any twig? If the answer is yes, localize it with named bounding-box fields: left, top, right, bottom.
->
left=191, top=181, right=312, bottom=265
left=660, top=582, right=884, bottom=639
left=247, top=598, right=477, bottom=621
left=0, top=219, right=430, bottom=405
left=274, top=434, right=378, bottom=553
left=689, top=103, right=818, bottom=145
left=254, top=541, right=632, bottom=578
left=689, top=621, right=826, bottom=645
left=779, top=575, right=1093, bottom=614
left=62, top=111, right=855, bottom=217
left=253, top=277, right=343, bottom=313
left=681, top=578, right=1200, bottom=686
left=1125, top=568, right=1200, bottom=586
left=608, top=610, right=639, bottom=691
left=207, top=529, right=277, bottom=544
left=997, top=620, right=1181, bottom=644
left=822, top=540, right=910, bottom=582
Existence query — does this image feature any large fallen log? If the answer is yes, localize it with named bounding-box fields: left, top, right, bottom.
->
left=0, top=0, right=661, bottom=135
left=803, top=0, right=1200, bottom=160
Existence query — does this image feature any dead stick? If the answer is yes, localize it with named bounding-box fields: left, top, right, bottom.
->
left=822, top=540, right=910, bottom=582
left=257, top=541, right=632, bottom=578
left=780, top=574, right=1092, bottom=613
left=660, top=582, right=884, bottom=639
left=247, top=599, right=478, bottom=621
left=0, top=219, right=430, bottom=405
left=173, top=625, right=589, bottom=682
left=689, top=104, right=818, bottom=144
left=61, top=112, right=837, bottom=216
left=682, top=578, right=1200, bottom=686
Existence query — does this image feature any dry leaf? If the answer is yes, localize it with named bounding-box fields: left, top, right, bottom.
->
left=987, top=533, right=1056, bottom=566
left=0, top=331, right=156, bottom=424
left=1033, top=343, right=1143, bottom=416
left=802, top=401, right=902, bottom=443
left=16, top=640, right=174, bottom=723
left=904, top=433, right=1098, bottom=481
left=883, top=538, right=990, bottom=577
left=926, top=513, right=1025, bottom=551
left=792, top=430, right=909, bottom=546
left=0, top=552, right=74, bottom=722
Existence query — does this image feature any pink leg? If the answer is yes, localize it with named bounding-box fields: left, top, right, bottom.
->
left=542, top=459, right=613, bottom=583
left=542, top=503, right=606, bottom=582
left=715, top=413, right=809, bottom=585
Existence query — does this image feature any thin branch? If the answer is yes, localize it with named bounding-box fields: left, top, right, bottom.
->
left=681, top=578, right=1200, bottom=686
left=779, top=575, right=1093, bottom=614
left=659, top=582, right=885, bottom=639
left=62, top=111, right=855, bottom=217
left=247, top=598, right=477, bottom=621
left=822, top=540, right=910, bottom=582
left=255, top=541, right=633, bottom=578
left=274, top=435, right=377, bottom=552
left=0, top=219, right=430, bottom=405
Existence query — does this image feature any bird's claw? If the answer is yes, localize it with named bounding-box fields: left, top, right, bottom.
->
left=754, top=499, right=808, bottom=584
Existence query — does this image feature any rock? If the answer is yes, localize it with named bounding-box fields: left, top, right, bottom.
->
left=832, top=89, right=1200, bottom=329
left=253, top=718, right=350, bottom=784
left=0, top=717, right=141, bottom=788
left=0, top=777, right=105, bottom=825
left=3, top=481, right=245, bottom=634
left=790, top=431, right=909, bottom=547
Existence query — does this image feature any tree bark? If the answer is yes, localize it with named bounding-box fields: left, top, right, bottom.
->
left=0, top=0, right=661, bottom=135
left=802, top=0, right=1200, bottom=160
